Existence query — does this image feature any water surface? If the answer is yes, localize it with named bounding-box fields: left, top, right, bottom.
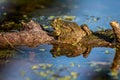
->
left=0, top=0, right=120, bottom=80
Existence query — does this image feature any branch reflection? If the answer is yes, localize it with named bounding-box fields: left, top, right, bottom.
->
left=111, top=47, right=120, bottom=73
left=51, top=42, right=120, bottom=73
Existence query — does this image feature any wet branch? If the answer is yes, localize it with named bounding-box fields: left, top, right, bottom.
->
left=0, top=20, right=53, bottom=48
left=0, top=19, right=120, bottom=49
left=1, top=20, right=120, bottom=72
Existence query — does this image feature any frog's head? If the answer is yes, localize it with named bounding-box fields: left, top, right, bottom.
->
left=51, top=18, right=62, bottom=30
left=51, top=18, right=73, bottom=36
left=51, top=18, right=63, bottom=36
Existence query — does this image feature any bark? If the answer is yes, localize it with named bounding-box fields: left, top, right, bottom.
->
left=0, top=20, right=120, bottom=49
left=0, top=20, right=53, bottom=48
left=79, top=21, right=120, bottom=47
left=110, top=21, right=120, bottom=43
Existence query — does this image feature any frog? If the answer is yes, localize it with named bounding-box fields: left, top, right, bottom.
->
left=51, top=18, right=92, bottom=44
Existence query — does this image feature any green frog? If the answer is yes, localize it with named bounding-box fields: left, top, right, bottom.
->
left=51, top=18, right=92, bottom=44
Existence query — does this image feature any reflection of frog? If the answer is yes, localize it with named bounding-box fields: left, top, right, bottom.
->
left=51, top=18, right=92, bottom=44
left=51, top=42, right=91, bottom=57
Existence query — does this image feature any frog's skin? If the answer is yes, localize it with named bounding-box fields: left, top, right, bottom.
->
left=51, top=18, right=92, bottom=44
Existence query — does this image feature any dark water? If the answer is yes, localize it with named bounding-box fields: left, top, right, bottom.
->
left=0, top=0, right=120, bottom=80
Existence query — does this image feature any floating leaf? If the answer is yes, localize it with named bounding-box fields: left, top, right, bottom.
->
left=109, top=70, right=118, bottom=76
left=39, top=48, right=45, bottom=51
left=70, top=72, right=78, bottom=79
left=31, top=65, right=39, bottom=70
left=33, top=70, right=39, bottom=75
left=46, top=64, right=53, bottom=67
left=39, top=64, right=46, bottom=69
left=23, top=15, right=27, bottom=18
left=20, top=70, right=26, bottom=76
left=26, top=77, right=31, bottom=80
left=108, top=70, right=119, bottom=79
left=70, top=62, right=75, bottom=67
left=49, top=77, right=55, bottom=80
left=63, top=16, right=76, bottom=21
left=48, top=16, right=55, bottom=20
left=77, top=64, right=80, bottom=68
left=39, top=71, right=47, bottom=77
left=43, top=26, right=49, bottom=29
left=105, top=50, right=110, bottom=54
left=93, top=17, right=100, bottom=22
left=94, top=68, right=102, bottom=72
left=64, top=76, right=71, bottom=80
left=46, top=70, right=54, bottom=75
left=93, top=18, right=97, bottom=22
left=3, top=12, right=7, bottom=15
left=90, top=63, right=97, bottom=67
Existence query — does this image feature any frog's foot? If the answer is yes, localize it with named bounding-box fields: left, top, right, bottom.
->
left=81, top=24, right=92, bottom=35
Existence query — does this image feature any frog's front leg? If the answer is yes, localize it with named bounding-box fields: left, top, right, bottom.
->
left=52, top=30, right=61, bottom=37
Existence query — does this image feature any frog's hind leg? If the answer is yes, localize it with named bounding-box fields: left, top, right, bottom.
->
left=81, top=24, right=92, bottom=35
